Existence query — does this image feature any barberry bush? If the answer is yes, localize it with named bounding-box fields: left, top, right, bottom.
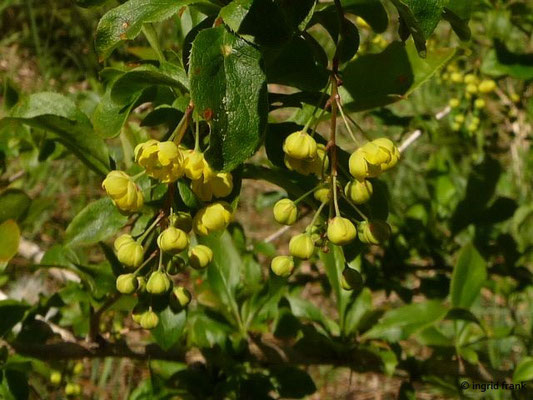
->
left=0, top=0, right=532, bottom=398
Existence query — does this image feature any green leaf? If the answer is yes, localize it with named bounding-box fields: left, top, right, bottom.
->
left=5, top=369, right=29, bottom=400
left=200, top=231, right=242, bottom=326
left=286, top=294, right=339, bottom=335
left=513, top=356, right=533, bottom=383
left=481, top=41, right=533, bottom=80
left=442, top=7, right=471, bottom=41
left=262, top=37, right=329, bottom=91
left=111, top=62, right=188, bottom=104
left=151, top=307, right=187, bottom=351
left=340, top=40, right=454, bottom=111
left=65, top=198, right=129, bottom=247
left=0, top=300, right=30, bottom=337
left=189, top=26, right=268, bottom=171
left=450, top=244, right=487, bottom=310
left=320, top=245, right=351, bottom=333
left=0, top=220, right=20, bottom=263
left=363, top=300, right=447, bottom=341
left=391, top=0, right=446, bottom=56
left=344, top=287, right=372, bottom=336
left=1, top=93, right=110, bottom=175
left=0, top=190, right=31, bottom=224
left=95, top=0, right=196, bottom=60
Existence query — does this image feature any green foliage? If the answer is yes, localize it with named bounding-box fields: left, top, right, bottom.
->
left=0, top=0, right=532, bottom=398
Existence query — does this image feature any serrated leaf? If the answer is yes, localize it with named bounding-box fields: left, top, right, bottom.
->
left=95, top=0, right=196, bottom=60
left=341, top=40, right=454, bottom=111
left=0, top=220, right=20, bottom=263
left=450, top=244, right=487, bottom=310
left=189, top=27, right=268, bottom=171
left=0, top=190, right=31, bottom=224
left=1, top=93, right=110, bottom=175
left=363, top=300, right=447, bottom=341
left=65, top=198, right=129, bottom=247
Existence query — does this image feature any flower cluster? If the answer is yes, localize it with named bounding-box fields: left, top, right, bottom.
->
left=101, top=138, right=235, bottom=330
left=270, top=132, right=399, bottom=285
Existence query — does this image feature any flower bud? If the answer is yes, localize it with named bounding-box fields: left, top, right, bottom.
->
left=358, top=220, right=391, bottom=244
left=474, top=98, right=486, bottom=109
left=464, top=74, right=478, bottom=84
left=170, top=286, right=192, bottom=310
left=65, top=383, right=81, bottom=396
left=140, top=310, right=159, bottom=330
left=157, top=227, right=189, bottom=254
left=454, top=114, right=465, bottom=123
left=345, top=180, right=373, bottom=205
left=73, top=362, right=83, bottom=375
left=314, top=188, right=331, bottom=204
left=341, top=268, right=363, bottom=291
left=193, top=202, right=232, bottom=236
left=210, top=172, right=233, bottom=198
left=450, top=72, right=463, bottom=83
left=449, top=98, right=460, bottom=108
left=50, top=371, right=62, bottom=385
left=146, top=271, right=171, bottom=295
left=188, top=245, right=213, bottom=269
left=273, top=199, right=298, bottom=225
left=135, top=140, right=184, bottom=183
left=283, top=131, right=317, bottom=160
left=169, top=212, right=192, bottom=232
left=114, top=234, right=134, bottom=252
left=289, top=233, right=315, bottom=259
left=349, top=149, right=379, bottom=180
left=182, top=149, right=206, bottom=180
left=137, top=276, right=147, bottom=292
left=372, top=138, right=400, bottom=172
left=167, top=256, right=186, bottom=275
left=466, top=83, right=478, bottom=94
left=284, top=144, right=329, bottom=176
left=117, top=240, right=144, bottom=268
left=478, top=79, right=496, bottom=93
left=102, top=171, right=144, bottom=213
left=327, top=217, right=357, bottom=245
left=116, top=273, right=139, bottom=294
left=270, top=255, right=295, bottom=277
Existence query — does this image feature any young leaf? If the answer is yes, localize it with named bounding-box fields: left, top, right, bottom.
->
left=1, top=93, right=110, bottom=175
left=362, top=300, right=447, bottom=342
left=450, top=244, right=487, bottom=310
left=95, top=0, right=197, bottom=60
left=0, top=220, right=20, bottom=263
left=65, top=198, right=129, bottom=247
left=189, top=27, right=268, bottom=171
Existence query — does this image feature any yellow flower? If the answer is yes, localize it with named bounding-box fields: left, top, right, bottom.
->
left=466, top=83, right=478, bottom=94
left=191, top=172, right=233, bottom=201
left=345, top=179, right=373, bottom=205
left=188, top=245, right=214, bottom=269
left=361, top=141, right=390, bottom=165
left=327, top=217, right=357, bottom=245
left=182, top=149, right=206, bottom=180
left=157, top=227, right=189, bottom=254
left=283, top=131, right=317, bottom=160
left=289, top=233, right=315, bottom=259
left=271, top=256, right=295, bottom=277
left=193, top=202, right=233, bottom=236
left=373, top=138, right=400, bottom=172
left=273, top=199, right=298, bottom=225
left=102, top=170, right=144, bottom=212
left=348, top=149, right=370, bottom=180
left=135, top=140, right=184, bottom=183
left=450, top=72, right=463, bottom=83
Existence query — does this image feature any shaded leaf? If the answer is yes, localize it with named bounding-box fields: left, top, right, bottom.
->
left=151, top=307, right=187, bottom=351
left=0, top=220, right=20, bottom=263
left=271, top=366, right=316, bottom=398
left=0, top=190, right=31, bottom=224
left=0, top=300, right=30, bottom=338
